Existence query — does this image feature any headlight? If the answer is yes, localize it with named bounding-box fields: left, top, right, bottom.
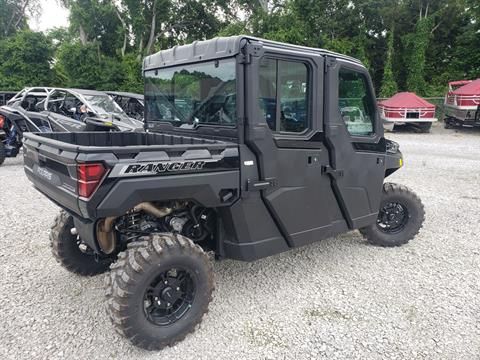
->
left=386, top=139, right=399, bottom=154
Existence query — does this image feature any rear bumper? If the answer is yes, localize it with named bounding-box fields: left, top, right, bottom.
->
left=24, top=167, right=100, bottom=251
left=383, top=118, right=437, bottom=125
left=24, top=166, right=82, bottom=217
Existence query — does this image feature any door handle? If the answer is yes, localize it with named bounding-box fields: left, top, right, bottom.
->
left=322, top=165, right=344, bottom=178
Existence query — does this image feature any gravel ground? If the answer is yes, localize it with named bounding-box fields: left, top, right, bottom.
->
left=0, top=123, right=479, bottom=360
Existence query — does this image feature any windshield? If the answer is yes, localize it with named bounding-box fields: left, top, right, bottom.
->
left=145, top=58, right=236, bottom=128
left=83, top=95, right=125, bottom=116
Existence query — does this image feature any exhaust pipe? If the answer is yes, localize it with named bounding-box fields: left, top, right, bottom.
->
left=96, top=202, right=174, bottom=254
left=133, top=202, right=174, bottom=218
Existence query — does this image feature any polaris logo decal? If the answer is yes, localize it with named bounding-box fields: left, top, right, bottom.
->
left=118, top=161, right=207, bottom=176
left=36, top=166, right=53, bottom=181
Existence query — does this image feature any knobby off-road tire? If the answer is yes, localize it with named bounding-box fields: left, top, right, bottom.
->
left=50, top=210, right=111, bottom=276
left=360, top=183, right=425, bottom=247
left=105, top=233, right=214, bottom=351
left=0, top=141, right=6, bottom=165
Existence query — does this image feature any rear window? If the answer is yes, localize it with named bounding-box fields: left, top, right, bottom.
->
left=145, top=58, right=236, bottom=128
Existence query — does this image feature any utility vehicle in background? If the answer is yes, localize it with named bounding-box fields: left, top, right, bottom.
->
left=6, top=87, right=53, bottom=109
left=0, top=88, right=143, bottom=165
left=0, top=91, right=17, bottom=106
left=41, top=88, right=144, bottom=130
left=107, top=91, right=145, bottom=121
left=22, top=36, right=425, bottom=350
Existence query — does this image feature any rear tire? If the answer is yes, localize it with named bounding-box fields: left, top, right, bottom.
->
left=360, top=183, right=425, bottom=247
left=50, top=210, right=111, bottom=276
left=105, top=233, right=214, bottom=350
left=444, top=117, right=454, bottom=129
left=0, top=141, right=5, bottom=165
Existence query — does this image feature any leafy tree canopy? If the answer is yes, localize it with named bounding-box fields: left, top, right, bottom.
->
left=0, top=0, right=478, bottom=97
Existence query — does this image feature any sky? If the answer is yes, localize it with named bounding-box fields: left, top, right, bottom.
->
left=29, top=0, right=70, bottom=32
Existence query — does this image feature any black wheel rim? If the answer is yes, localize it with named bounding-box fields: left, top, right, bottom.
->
left=143, top=268, right=195, bottom=326
left=376, top=202, right=409, bottom=234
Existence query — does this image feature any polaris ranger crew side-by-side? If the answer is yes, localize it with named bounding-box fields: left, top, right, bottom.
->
left=22, top=36, right=425, bottom=350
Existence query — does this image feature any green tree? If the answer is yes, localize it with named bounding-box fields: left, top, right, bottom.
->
left=55, top=42, right=125, bottom=90
left=406, top=16, right=432, bottom=95
left=380, top=28, right=398, bottom=97
left=0, top=0, right=41, bottom=39
left=120, top=54, right=144, bottom=93
left=0, top=30, right=55, bottom=90
left=60, top=0, right=125, bottom=57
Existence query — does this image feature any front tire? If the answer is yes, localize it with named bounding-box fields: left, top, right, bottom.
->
left=105, top=233, right=214, bottom=350
left=50, top=210, right=111, bottom=276
left=360, top=183, right=425, bottom=247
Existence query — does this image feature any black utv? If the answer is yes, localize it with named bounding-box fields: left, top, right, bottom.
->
left=22, top=36, right=425, bottom=350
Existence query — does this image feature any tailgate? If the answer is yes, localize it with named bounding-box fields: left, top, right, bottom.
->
left=23, top=134, right=82, bottom=216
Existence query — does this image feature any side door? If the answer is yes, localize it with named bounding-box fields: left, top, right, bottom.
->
left=324, top=57, right=386, bottom=229
left=244, top=46, right=348, bottom=248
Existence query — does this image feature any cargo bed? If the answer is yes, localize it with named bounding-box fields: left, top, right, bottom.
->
left=23, top=131, right=239, bottom=219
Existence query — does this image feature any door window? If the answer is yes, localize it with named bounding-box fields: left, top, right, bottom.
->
left=338, top=69, right=375, bottom=136
left=259, top=58, right=309, bottom=133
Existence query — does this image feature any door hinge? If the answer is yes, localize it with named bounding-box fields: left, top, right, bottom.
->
left=324, top=57, right=337, bottom=73
left=240, top=43, right=263, bottom=64
left=322, top=165, right=344, bottom=178
left=247, top=177, right=276, bottom=191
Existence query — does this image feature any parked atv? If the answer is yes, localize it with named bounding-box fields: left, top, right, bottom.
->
left=0, top=106, right=74, bottom=165
left=6, top=87, right=53, bottom=110
left=23, top=36, right=425, bottom=350
left=0, top=88, right=143, bottom=165
left=41, top=88, right=144, bottom=131
left=0, top=91, right=18, bottom=106
left=107, top=91, right=144, bottom=121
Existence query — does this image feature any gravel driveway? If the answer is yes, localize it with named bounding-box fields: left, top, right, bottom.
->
left=0, top=124, right=479, bottom=360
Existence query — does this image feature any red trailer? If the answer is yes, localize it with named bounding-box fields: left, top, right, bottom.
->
left=444, top=79, right=480, bottom=128
left=378, top=92, right=437, bottom=133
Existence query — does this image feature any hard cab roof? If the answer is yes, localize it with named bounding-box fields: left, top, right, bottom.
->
left=144, top=35, right=363, bottom=71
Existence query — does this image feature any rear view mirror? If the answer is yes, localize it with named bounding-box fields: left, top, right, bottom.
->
left=69, top=107, right=76, bottom=113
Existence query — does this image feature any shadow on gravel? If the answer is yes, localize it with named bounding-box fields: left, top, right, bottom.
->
left=213, top=231, right=368, bottom=283
left=49, top=231, right=369, bottom=353
left=0, top=162, right=24, bottom=168
left=0, top=157, right=24, bottom=168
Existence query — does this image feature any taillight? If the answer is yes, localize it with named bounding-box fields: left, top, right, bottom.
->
left=0, top=115, right=5, bottom=128
left=77, top=163, right=107, bottom=198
